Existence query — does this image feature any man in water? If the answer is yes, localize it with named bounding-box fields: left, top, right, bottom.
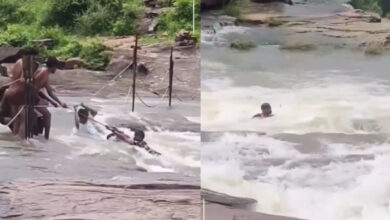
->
left=252, top=103, right=274, bottom=119
left=106, top=127, right=161, bottom=156
left=75, top=105, right=160, bottom=156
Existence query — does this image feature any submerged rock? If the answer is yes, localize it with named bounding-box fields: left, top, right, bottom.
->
left=365, top=41, right=385, bottom=55
left=230, top=39, right=256, bottom=50
left=280, top=42, right=316, bottom=51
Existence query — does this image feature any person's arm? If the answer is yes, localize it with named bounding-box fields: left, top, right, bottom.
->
left=252, top=113, right=262, bottom=119
left=38, top=92, right=58, bottom=107
left=45, top=84, right=67, bottom=108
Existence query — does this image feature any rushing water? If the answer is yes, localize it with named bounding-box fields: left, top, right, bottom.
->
left=0, top=96, right=200, bottom=184
left=201, top=1, right=390, bottom=219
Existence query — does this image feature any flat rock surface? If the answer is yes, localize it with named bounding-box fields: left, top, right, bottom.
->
left=202, top=189, right=257, bottom=208
left=0, top=180, right=201, bottom=220
left=204, top=203, right=305, bottom=220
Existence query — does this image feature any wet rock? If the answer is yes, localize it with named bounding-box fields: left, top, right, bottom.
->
left=368, top=14, right=381, bottom=23
left=0, top=47, right=23, bottom=63
left=385, top=35, right=390, bottom=45
left=175, top=30, right=197, bottom=47
left=1, top=180, right=200, bottom=219
left=202, top=189, right=257, bottom=208
left=205, top=203, right=305, bottom=220
left=213, top=15, right=237, bottom=32
left=365, top=41, right=384, bottom=55
left=230, top=39, right=256, bottom=50
left=280, top=41, right=316, bottom=51
left=107, top=57, right=131, bottom=74
left=148, top=18, right=160, bottom=33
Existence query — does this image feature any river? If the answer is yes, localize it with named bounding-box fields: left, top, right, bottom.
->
left=201, top=1, right=390, bottom=219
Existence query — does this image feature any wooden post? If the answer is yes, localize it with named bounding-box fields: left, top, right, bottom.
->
left=132, top=36, right=138, bottom=112
left=23, top=55, right=34, bottom=139
left=168, top=47, right=174, bottom=107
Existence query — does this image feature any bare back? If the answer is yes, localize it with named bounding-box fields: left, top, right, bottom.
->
left=34, top=68, right=50, bottom=90
left=9, top=59, right=39, bottom=81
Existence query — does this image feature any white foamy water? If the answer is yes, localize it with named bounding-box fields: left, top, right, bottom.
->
left=0, top=96, right=200, bottom=183
left=202, top=133, right=390, bottom=220
left=201, top=21, right=390, bottom=220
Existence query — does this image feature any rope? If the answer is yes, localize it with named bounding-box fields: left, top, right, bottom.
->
left=135, top=87, right=169, bottom=108
left=93, top=63, right=132, bottom=96
left=6, top=106, right=25, bottom=127
left=0, top=78, right=21, bottom=89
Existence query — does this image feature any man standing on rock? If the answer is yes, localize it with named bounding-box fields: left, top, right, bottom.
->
left=34, top=57, right=67, bottom=139
left=0, top=57, right=67, bottom=139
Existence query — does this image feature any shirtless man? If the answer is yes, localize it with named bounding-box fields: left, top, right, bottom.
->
left=9, top=57, right=39, bottom=81
left=33, top=57, right=67, bottom=139
left=0, top=57, right=67, bottom=139
left=106, top=127, right=161, bottom=156
left=252, top=103, right=274, bottom=119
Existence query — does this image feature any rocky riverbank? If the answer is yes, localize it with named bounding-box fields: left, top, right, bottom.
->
left=1, top=176, right=200, bottom=219
left=202, top=189, right=304, bottom=220
left=202, top=0, right=390, bottom=54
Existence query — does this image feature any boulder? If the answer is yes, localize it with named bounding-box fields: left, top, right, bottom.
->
left=368, top=13, right=381, bottom=23
left=175, top=30, right=197, bottom=47
left=63, top=58, right=84, bottom=69
left=202, top=189, right=257, bottom=208
left=230, top=39, right=256, bottom=50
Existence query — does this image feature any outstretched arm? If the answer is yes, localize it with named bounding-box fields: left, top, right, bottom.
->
left=45, top=84, right=67, bottom=108
left=252, top=113, right=262, bottom=119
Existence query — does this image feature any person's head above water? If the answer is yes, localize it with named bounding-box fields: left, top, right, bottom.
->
left=261, top=103, right=272, bottom=117
left=78, top=108, right=89, bottom=125
left=133, top=130, right=145, bottom=143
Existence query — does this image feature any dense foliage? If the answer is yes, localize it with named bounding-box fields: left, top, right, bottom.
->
left=350, top=0, right=389, bottom=16
left=0, top=0, right=200, bottom=70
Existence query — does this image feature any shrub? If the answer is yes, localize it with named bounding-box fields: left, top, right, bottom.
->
left=80, top=40, right=111, bottom=70
left=350, top=0, right=382, bottom=14
left=112, top=0, right=145, bottom=36
left=223, top=0, right=242, bottom=18
left=76, top=3, right=113, bottom=36
left=0, top=0, right=25, bottom=28
left=41, top=0, right=89, bottom=29
left=0, top=24, right=39, bottom=47
left=158, top=0, right=200, bottom=36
